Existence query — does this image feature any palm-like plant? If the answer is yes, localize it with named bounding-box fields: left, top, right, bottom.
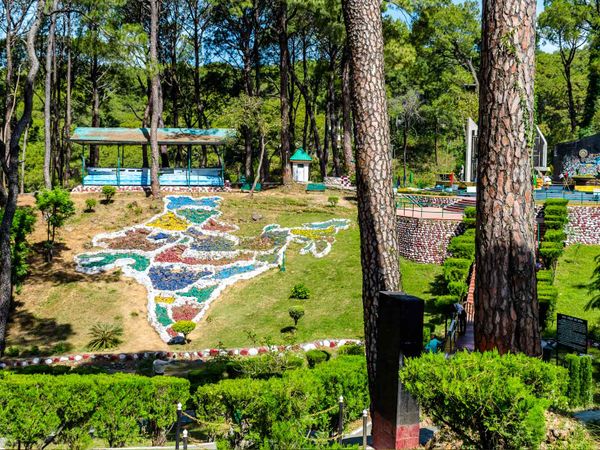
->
left=87, top=323, right=123, bottom=351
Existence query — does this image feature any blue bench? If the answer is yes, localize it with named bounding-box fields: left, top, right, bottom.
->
left=306, top=183, right=326, bottom=192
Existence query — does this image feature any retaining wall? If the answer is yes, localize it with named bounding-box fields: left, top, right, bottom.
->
left=566, top=206, right=600, bottom=245
left=397, top=215, right=464, bottom=264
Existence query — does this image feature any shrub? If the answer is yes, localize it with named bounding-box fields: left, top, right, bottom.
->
left=442, top=258, right=471, bottom=283
left=578, top=355, right=593, bottom=408
left=434, top=295, right=459, bottom=314
left=543, top=214, right=568, bottom=230
left=194, top=356, right=367, bottom=448
left=400, top=351, right=568, bottom=449
left=0, top=373, right=189, bottom=449
left=543, top=229, right=566, bottom=243
left=337, top=343, right=364, bottom=356
left=101, top=185, right=117, bottom=203
left=0, top=207, right=37, bottom=289
left=463, top=217, right=476, bottom=228
left=289, top=306, right=305, bottom=327
left=463, top=206, right=476, bottom=218
left=327, top=196, right=339, bottom=207
left=447, top=281, right=468, bottom=299
left=87, top=323, right=124, bottom=351
left=538, top=285, right=558, bottom=328
left=544, top=198, right=569, bottom=207
left=290, top=283, right=310, bottom=300
left=172, top=320, right=196, bottom=342
left=564, top=354, right=581, bottom=407
left=5, top=346, right=20, bottom=357
left=447, top=241, right=475, bottom=259
left=84, top=198, right=97, bottom=212
left=539, top=241, right=565, bottom=266
left=544, top=205, right=568, bottom=217
left=537, top=269, right=554, bottom=284
left=305, top=349, right=330, bottom=368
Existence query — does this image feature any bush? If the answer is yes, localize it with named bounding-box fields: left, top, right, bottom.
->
left=400, top=351, right=568, bottom=449
left=447, top=281, right=468, bottom=299
left=327, top=196, right=339, bottom=207
left=543, top=214, right=568, bottom=230
left=442, top=258, right=471, bottom=283
left=0, top=373, right=189, bottom=449
left=434, top=295, right=459, bottom=314
left=564, top=354, right=581, bottom=407
left=463, top=206, right=476, bottom=218
left=544, top=198, right=569, bottom=207
left=87, top=323, right=124, bottom=351
left=447, top=241, right=475, bottom=259
left=290, top=283, right=310, bottom=300
left=543, top=229, right=566, bottom=243
left=538, top=285, right=558, bottom=328
left=101, top=185, right=117, bottom=203
left=537, top=269, right=554, bottom=284
left=289, top=306, right=305, bottom=327
left=84, top=198, right=97, bottom=212
left=194, top=356, right=367, bottom=448
left=5, top=346, right=20, bottom=357
left=305, top=349, right=330, bottom=368
left=172, top=320, right=196, bottom=342
left=337, top=343, right=364, bottom=356
left=0, top=207, right=37, bottom=289
left=544, top=205, right=568, bottom=217
left=539, top=241, right=565, bottom=266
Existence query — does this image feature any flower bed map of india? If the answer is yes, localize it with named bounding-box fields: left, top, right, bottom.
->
left=75, top=196, right=350, bottom=342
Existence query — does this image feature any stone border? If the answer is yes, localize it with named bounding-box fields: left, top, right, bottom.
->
left=71, top=185, right=231, bottom=194
left=0, top=338, right=362, bottom=369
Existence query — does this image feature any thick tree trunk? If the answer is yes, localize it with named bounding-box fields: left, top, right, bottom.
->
left=90, top=43, right=100, bottom=167
left=0, top=0, right=44, bottom=356
left=475, top=0, right=541, bottom=356
left=342, top=0, right=400, bottom=400
left=402, top=127, right=408, bottom=186
left=278, top=0, right=292, bottom=185
left=582, top=31, right=600, bottom=127
left=341, top=48, right=355, bottom=176
left=43, top=0, right=59, bottom=189
left=149, top=0, right=161, bottom=197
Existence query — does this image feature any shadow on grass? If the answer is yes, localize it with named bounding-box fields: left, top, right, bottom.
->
left=8, top=300, right=74, bottom=353
left=280, top=326, right=296, bottom=334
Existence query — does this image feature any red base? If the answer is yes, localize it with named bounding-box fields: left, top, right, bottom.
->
left=372, top=411, right=420, bottom=449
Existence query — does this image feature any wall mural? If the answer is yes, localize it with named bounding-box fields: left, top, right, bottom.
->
left=561, top=151, right=600, bottom=177
left=75, top=196, right=350, bottom=342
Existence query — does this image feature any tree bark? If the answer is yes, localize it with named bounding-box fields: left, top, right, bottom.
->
left=89, top=32, right=100, bottom=167
left=278, top=0, right=292, bottom=185
left=342, top=0, right=400, bottom=401
left=150, top=0, right=161, bottom=197
left=43, top=0, right=59, bottom=189
left=0, top=0, right=44, bottom=356
left=341, top=47, right=355, bottom=176
left=475, top=0, right=541, bottom=356
left=63, top=5, right=73, bottom=184
left=565, top=63, right=577, bottom=133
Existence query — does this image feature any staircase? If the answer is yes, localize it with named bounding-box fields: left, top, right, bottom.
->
left=457, top=264, right=476, bottom=351
left=444, top=197, right=476, bottom=213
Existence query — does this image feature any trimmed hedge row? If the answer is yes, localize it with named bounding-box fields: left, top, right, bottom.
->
left=0, top=373, right=189, bottom=449
left=194, top=355, right=368, bottom=448
left=400, top=351, right=569, bottom=449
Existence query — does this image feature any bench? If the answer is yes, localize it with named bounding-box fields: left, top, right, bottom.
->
left=306, top=183, right=326, bottom=192
left=241, top=182, right=261, bottom=192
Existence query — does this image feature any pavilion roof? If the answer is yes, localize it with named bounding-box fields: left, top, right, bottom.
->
left=70, top=127, right=237, bottom=146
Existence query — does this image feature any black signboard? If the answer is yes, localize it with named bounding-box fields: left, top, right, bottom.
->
left=557, top=313, right=588, bottom=354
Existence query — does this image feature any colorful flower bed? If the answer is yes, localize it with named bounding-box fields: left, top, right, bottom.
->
left=75, top=195, right=350, bottom=342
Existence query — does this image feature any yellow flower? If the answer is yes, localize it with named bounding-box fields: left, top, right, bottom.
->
left=147, top=212, right=189, bottom=231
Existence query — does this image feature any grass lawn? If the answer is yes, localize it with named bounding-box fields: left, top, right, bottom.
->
left=8, top=187, right=447, bottom=355
left=552, top=244, right=600, bottom=334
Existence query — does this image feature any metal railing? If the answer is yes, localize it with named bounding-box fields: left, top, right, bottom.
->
left=395, top=196, right=463, bottom=219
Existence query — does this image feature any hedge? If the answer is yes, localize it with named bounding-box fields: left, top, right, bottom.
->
left=463, top=206, right=476, bottom=218
left=565, top=354, right=594, bottom=408
left=543, top=230, right=566, bottom=243
left=538, top=285, right=558, bottom=328
left=448, top=241, right=475, bottom=260
left=442, top=258, right=472, bottom=283
left=194, top=355, right=367, bottom=448
left=544, top=198, right=569, bottom=207
left=400, top=351, right=568, bottom=449
left=0, top=373, right=190, bottom=449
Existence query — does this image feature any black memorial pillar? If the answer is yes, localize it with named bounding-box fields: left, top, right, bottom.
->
left=372, top=292, right=424, bottom=449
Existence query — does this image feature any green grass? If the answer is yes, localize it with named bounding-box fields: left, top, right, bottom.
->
left=552, top=244, right=600, bottom=333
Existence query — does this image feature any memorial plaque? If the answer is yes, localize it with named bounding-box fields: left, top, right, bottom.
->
left=557, top=313, right=587, bottom=354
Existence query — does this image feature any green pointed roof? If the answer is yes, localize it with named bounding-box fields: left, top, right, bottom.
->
left=290, top=148, right=312, bottom=162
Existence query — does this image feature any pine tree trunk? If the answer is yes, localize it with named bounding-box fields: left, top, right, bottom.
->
left=341, top=47, right=355, bottom=176
left=43, top=0, right=59, bottom=189
left=149, top=0, right=161, bottom=197
left=64, top=6, right=72, bottom=184
left=278, top=0, right=292, bottom=185
left=565, top=63, right=577, bottom=133
left=342, top=0, right=400, bottom=400
left=475, top=0, right=541, bottom=356
left=0, top=0, right=44, bottom=355
left=90, top=40, right=100, bottom=167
